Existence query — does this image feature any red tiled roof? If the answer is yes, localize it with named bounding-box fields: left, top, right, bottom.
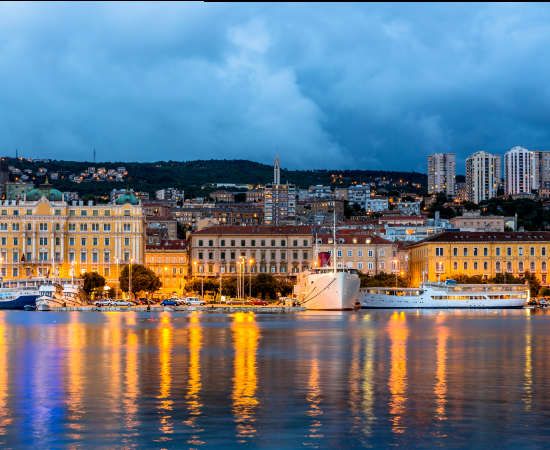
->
left=190, top=225, right=312, bottom=236
left=316, top=234, right=394, bottom=245
left=409, top=231, right=550, bottom=247
left=146, top=239, right=187, bottom=250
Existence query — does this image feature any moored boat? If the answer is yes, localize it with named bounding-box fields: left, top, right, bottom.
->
left=0, top=278, right=41, bottom=309
left=359, top=279, right=529, bottom=309
left=36, top=282, right=64, bottom=311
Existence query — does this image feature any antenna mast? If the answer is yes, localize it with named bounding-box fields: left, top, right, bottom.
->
left=93, top=148, right=96, bottom=164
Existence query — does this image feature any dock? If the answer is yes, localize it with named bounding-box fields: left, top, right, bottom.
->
left=51, top=305, right=306, bottom=313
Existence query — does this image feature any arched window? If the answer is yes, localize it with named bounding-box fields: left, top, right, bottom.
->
left=507, top=261, right=512, bottom=271
left=496, top=261, right=501, bottom=270
left=519, top=261, right=524, bottom=271
left=543, top=261, right=547, bottom=270
left=531, top=261, right=535, bottom=271
left=484, top=262, right=488, bottom=270
left=463, top=262, right=468, bottom=270
left=474, top=262, right=478, bottom=270
left=453, top=261, right=458, bottom=270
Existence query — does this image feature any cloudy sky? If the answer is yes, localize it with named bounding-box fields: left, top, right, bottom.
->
left=1, top=3, right=550, bottom=173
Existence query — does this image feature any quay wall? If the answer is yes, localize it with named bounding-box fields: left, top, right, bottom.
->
left=52, top=306, right=306, bottom=313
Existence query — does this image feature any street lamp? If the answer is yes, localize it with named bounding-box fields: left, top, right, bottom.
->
left=129, top=258, right=134, bottom=300
left=115, top=257, right=119, bottom=300
left=249, top=259, right=254, bottom=298
left=164, top=267, right=168, bottom=298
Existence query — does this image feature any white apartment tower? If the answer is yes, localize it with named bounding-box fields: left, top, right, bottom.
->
left=530, top=150, right=550, bottom=190
left=274, top=152, right=281, bottom=185
left=427, top=153, right=456, bottom=196
left=504, top=146, right=532, bottom=194
left=466, top=151, right=502, bottom=203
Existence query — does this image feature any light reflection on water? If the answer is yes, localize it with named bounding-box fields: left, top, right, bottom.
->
left=0, top=309, right=549, bottom=448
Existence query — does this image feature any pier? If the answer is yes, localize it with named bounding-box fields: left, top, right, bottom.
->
left=51, top=305, right=306, bottom=313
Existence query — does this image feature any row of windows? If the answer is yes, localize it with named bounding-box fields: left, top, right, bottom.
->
left=333, top=249, right=382, bottom=258
left=197, top=238, right=308, bottom=247
left=198, top=250, right=309, bottom=261
left=436, top=260, right=549, bottom=271
left=0, top=209, right=128, bottom=217
left=0, top=251, right=132, bottom=263
left=152, top=267, right=185, bottom=275
left=434, top=246, right=548, bottom=257
left=0, top=236, right=132, bottom=247
left=148, top=257, right=186, bottom=264
left=197, top=264, right=309, bottom=274
left=0, top=222, right=134, bottom=232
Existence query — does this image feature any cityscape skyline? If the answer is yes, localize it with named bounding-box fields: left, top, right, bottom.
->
left=2, top=3, right=550, bottom=170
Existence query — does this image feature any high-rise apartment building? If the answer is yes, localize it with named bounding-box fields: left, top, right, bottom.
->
left=264, top=153, right=295, bottom=224
left=504, top=146, right=531, bottom=195
left=531, top=151, right=550, bottom=190
left=465, top=151, right=502, bottom=203
left=427, top=153, right=456, bottom=196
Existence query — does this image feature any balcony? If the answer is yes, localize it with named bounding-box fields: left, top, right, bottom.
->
left=542, top=269, right=548, bottom=274
left=495, top=269, right=502, bottom=273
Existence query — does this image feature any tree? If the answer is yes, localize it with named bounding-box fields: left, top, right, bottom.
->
left=79, top=272, right=106, bottom=298
left=252, top=274, right=280, bottom=299
left=177, top=222, right=191, bottom=239
left=119, top=264, right=162, bottom=299
left=188, top=277, right=220, bottom=296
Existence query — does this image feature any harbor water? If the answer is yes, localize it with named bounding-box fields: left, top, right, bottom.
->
left=0, top=309, right=549, bottom=448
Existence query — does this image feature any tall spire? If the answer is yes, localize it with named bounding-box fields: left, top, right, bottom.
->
left=274, top=151, right=280, bottom=185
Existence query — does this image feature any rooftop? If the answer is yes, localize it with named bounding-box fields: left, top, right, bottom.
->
left=191, top=225, right=312, bottom=236
left=409, top=231, right=550, bottom=247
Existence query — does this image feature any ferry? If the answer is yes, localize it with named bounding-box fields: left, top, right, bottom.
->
left=359, top=279, right=529, bottom=309
left=0, top=278, right=42, bottom=309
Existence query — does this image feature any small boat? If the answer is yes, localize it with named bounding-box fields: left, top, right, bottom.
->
left=24, top=305, right=37, bottom=311
left=36, top=282, right=64, bottom=311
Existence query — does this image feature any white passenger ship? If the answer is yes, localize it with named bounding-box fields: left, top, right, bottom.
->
left=359, top=280, right=529, bottom=309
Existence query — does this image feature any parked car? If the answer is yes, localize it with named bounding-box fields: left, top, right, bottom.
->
left=227, top=298, right=246, bottom=305
left=186, top=297, right=205, bottom=306
left=94, top=300, right=111, bottom=307
left=134, top=298, right=148, bottom=305
left=160, top=299, right=180, bottom=306
left=540, top=298, right=548, bottom=307
left=109, top=301, right=134, bottom=307
left=247, top=299, right=268, bottom=306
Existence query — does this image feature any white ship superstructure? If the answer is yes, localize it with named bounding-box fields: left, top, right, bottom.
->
left=0, top=278, right=42, bottom=309
left=359, top=280, right=529, bottom=309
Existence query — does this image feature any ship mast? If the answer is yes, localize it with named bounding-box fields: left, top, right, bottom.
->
left=333, top=209, right=337, bottom=273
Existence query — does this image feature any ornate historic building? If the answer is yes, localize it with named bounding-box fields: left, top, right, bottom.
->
left=0, top=180, right=146, bottom=286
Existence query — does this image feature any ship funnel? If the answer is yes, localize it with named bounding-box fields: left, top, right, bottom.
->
left=318, top=252, right=331, bottom=268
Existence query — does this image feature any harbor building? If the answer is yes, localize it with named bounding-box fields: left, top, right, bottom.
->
left=408, top=231, right=550, bottom=286
left=427, top=153, right=456, bottom=196
left=188, top=225, right=312, bottom=278
left=145, top=239, right=188, bottom=299
left=314, top=233, right=399, bottom=275
left=0, top=180, right=146, bottom=286
left=466, top=151, right=502, bottom=203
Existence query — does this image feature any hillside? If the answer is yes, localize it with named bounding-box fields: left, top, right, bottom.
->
left=5, top=158, right=428, bottom=198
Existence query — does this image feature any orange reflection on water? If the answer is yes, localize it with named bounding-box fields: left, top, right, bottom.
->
left=66, top=314, right=85, bottom=441
left=123, top=332, right=140, bottom=431
left=524, top=319, right=532, bottom=411
left=106, top=314, right=123, bottom=420
left=157, top=323, right=173, bottom=440
left=388, top=311, right=408, bottom=434
left=0, top=314, right=11, bottom=437
left=434, top=313, right=448, bottom=421
left=184, top=315, right=205, bottom=447
left=305, top=356, right=323, bottom=447
left=232, top=313, right=260, bottom=443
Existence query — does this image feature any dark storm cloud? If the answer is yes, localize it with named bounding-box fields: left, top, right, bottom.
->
left=1, top=2, right=550, bottom=172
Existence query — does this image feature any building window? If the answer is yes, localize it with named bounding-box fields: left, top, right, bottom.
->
left=435, top=247, right=444, bottom=256
left=271, top=240, right=276, bottom=247
left=496, top=261, right=501, bottom=271
left=368, top=250, right=373, bottom=257
left=281, top=240, right=286, bottom=247
left=543, top=247, right=547, bottom=256
left=81, top=252, right=87, bottom=262
left=347, top=250, right=353, bottom=257
left=231, top=240, right=235, bottom=247
left=473, top=248, right=478, bottom=256
left=81, top=238, right=86, bottom=246
left=80, top=224, right=88, bottom=231
left=281, top=265, right=287, bottom=273
left=281, top=252, right=286, bottom=260
left=530, top=247, right=535, bottom=256
left=293, top=240, right=298, bottom=247
left=124, top=238, right=130, bottom=246
left=453, top=261, right=458, bottom=270
left=270, top=265, right=276, bottom=273
left=358, top=262, right=363, bottom=270
left=531, top=261, right=535, bottom=271
left=337, top=250, right=342, bottom=257
left=231, top=252, right=236, bottom=260
left=271, top=252, right=276, bottom=260
left=92, top=253, right=98, bottom=262
left=507, top=261, right=512, bottom=271
left=543, top=261, right=547, bottom=270
left=208, top=252, right=213, bottom=260
left=368, top=262, right=373, bottom=270
left=198, top=252, right=203, bottom=260
left=303, top=240, right=308, bottom=246
left=452, top=247, right=457, bottom=257
left=507, top=247, right=512, bottom=256
left=473, top=262, right=478, bottom=270
left=463, top=262, right=468, bottom=270
left=380, top=250, right=385, bottom=257
left=251, top=240, right=256, bottom=247
left=519, top=261, right=524, bottom=271
left=380, top=262, right=385, bottom=270
left=260, top=266, right=266, bottom=273
left=93, top=238, right=98, bottom=246
left=496, top=247, right=501, bottom=256
left=81, top=210, right=87, bottom=216
left=221, top=240, right=225, bottom=246
left=484, top=261, right=488, bottom=270
left=484, top=248, right=488, bottom=256
left=358, top=250, right=363, bottom=257
left=519, top=248, right=523, bottom=256
left=463, top=248, right=468, bottom=256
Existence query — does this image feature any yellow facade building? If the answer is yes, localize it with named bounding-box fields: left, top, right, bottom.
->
left=145, top=240, right=188, bottom=298
left=408, top=231, right=550, bottom=286
left=0, top=181, right=145, bottom=286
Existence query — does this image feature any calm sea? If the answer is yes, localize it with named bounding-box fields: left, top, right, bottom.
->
left=0, top=309, right=548, bottom=449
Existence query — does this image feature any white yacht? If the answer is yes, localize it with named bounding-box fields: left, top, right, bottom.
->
left=36, top=282, right=64, bottom=311
left=359, top=279, right=529, bottom=309
left=293, top=266, right=361, bottom=310
left=293, top=218, right=361, bottom=310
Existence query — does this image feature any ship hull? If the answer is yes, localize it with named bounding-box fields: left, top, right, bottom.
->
left=359, top=286, right=528, bottom=309
left=0, top=294, right=39, bottom=310
left=301, top=272, right=360, bottom=310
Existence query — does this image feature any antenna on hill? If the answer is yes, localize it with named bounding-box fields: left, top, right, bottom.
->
left=93, top=148, right=96, bottom=164
left=15, top=149, right=18, bottom=159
